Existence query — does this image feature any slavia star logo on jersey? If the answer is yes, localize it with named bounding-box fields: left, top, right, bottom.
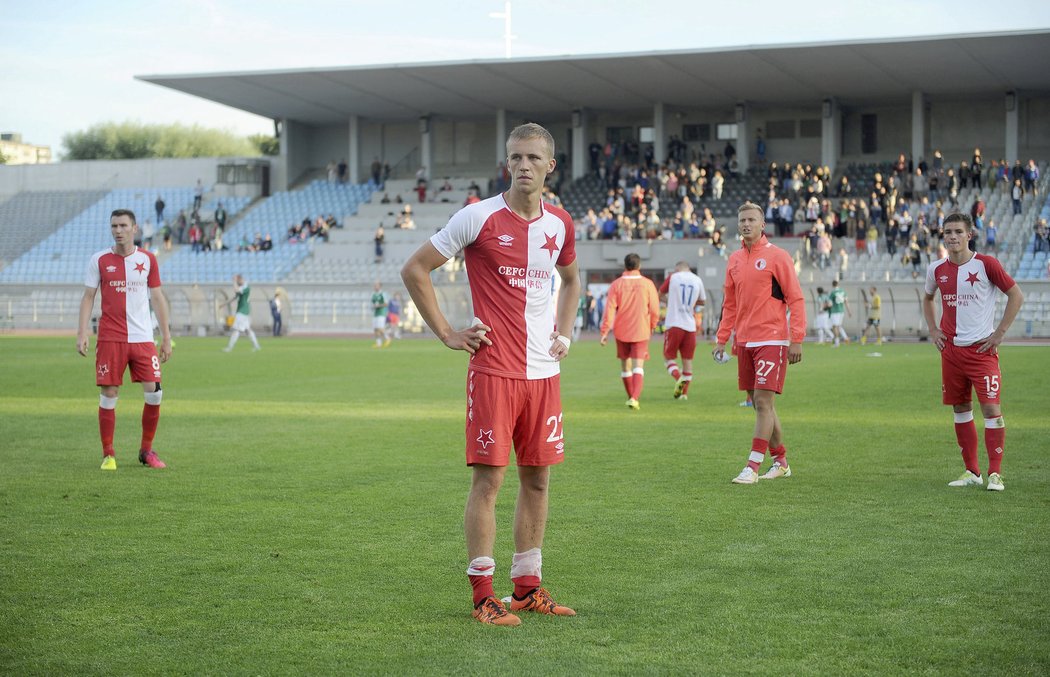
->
left=134, top=261, right=147, bottom=275
left=541, top=233, right=559, bottom=257
left=97, top=363, right=109, bottom=377
left=754, top=258, right=767, bottom=271
left=476, top=429, right=495, bottom=449
left=966, top=271, right=980, bottom=286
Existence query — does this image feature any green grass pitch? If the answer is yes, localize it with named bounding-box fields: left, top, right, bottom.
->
left=1, top=335, right=1048, bottom=675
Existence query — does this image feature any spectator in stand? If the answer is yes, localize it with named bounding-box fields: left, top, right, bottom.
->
left=397, top=205, right=417, bottom=230
left=1033, top=219, right=1050, bottom=254
left=1011, top=160, right=1024, bottom=186
left=711, top=170, right=725, bottom=201
left=215, top=202, right=227, bottom=232
left=886, top=218, right=900, bottom=258
left=260, top=235, right=273, bottom=251
left=1011, top=179, right=1024, bottom=215
left=913, top=167, right=928, bottom=199
left=155, top=195, right=165, bottom=224
left=836, top=175, right=852, bottom=198
left=339, top=158, right=349, bottom=184
left=142, top=219, right=155, bottom=251
left=710, top=229, right=727, bottom=258
left=778, top=198, right=794, bottom=236
left=816, top=228, right=832, bottom=270
left=866, top=221, right=879, bottom=257
left=188, top=222, right=203, bottom=253
left=985, top=219, right=998, bottom=253
left=907, top=234, right=924, bottom=278
left=374, top=224, right=385, bottom=263
left=755, top=130, right=766, bottom=164
left=723, top=141, right=736, bottom=168
left=1025, top=159, right=1041, bottom=195
left=971, top=149, right=984, bottom=190
left=174, top=210, right=187, bottom=244
left=193, top=179, right=204, bottom=211
left=946, top=168, right=959, bottom=207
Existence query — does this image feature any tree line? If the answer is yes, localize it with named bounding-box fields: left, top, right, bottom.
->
left=61, top=122, right=279, bottom=160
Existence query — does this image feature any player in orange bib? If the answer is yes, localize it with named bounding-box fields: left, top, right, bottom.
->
left=714, top=202, right=806, bottom=484
left=599, top=253, right=660, bottom=409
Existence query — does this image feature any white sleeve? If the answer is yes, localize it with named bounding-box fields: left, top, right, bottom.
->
left=430, top=205, right=483, bottom=259
left=923, top=262, right=938, bottom=296
left=84, top=252, right=101, bottom=289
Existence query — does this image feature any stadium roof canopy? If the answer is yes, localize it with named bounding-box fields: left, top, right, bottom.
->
left=138, top=30, right=1050, bottom=125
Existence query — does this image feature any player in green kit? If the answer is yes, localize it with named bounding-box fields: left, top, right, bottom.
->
left=828, top=279, right=851, bottom=346
left=223, top=274, right=261, bottom=352
left=371, top=281, right=389, bottom=348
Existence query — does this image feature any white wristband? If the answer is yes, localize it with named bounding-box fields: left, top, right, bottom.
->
left=555, top=335, right=571, bottom=349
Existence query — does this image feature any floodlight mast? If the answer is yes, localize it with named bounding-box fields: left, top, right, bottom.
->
left=488, top=1, right=517, bottom=58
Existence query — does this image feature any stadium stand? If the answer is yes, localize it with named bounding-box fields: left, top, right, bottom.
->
left=161, top=180, right=375, bottom=284
left=0, top=187, right=194, bottom=283
left=0, top=190, right=108, bottom=269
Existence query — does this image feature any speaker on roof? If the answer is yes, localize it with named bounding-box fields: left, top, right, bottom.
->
left=419, top=116, right=430, bottom=134
left=1005, top=91, right=1016, bottom=112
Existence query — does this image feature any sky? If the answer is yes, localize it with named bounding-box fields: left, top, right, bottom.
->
left=3, top=0, right=1049, bottom=159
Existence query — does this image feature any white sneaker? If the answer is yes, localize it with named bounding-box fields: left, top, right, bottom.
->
left=987, top=472, right=1005, bottom=491
left=947, top=470, right=983, bottom=487
left=732, top=467, right=758, bottom=484
left=758, top=462, right=791, bottom=480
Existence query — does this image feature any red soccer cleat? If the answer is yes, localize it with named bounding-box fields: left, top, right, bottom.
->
left=138, top=449, right=167, bottom=469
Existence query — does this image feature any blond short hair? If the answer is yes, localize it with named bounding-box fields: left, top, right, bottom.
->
left=737, top=201, right=764, bottom=215
left=507, top=123, right=555, bottom=160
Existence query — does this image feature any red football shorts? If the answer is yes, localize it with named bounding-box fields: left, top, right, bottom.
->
left=464, top=370, right=565, bottom=467
left=941, top=342, right=1002, bottom=405
left=95, top=341, right=161, bottom=386
left=663, top=327, right=697, bottom=360
left=736, top=344, right=788, bottom=394
left=616, top=339, right=649, bottom=360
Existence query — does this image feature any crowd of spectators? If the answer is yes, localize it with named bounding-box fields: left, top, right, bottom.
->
left=560, top=138, right=1045, bottom=271
left=284, top=214, right=338, bottom=245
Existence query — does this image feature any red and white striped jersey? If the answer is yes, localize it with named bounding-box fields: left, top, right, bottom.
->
left=431, top=194, right=576, bottom=380
left=85, top=247, right=161, bottom=343
left=660, top=270, right=705, bottom=332
left=924, top=253, right=1015, bottom=346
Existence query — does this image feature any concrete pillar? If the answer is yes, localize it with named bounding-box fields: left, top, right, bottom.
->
left=495, top=108, right=507, bottom=165
left=420, top=115, right=432, bottom=180
left=1005, top=91, right=1019, bottom=163
left=735, top=102, right=750, bottom=173
left=348, top=115, right=360, bottom=184
left=277, top=118, right=290, bottom=191
left=821, top=98, right=841, bottom=175
left=571, top=108, right=587, bottom=180
left=911, top=91, right=926, bottom=167
left=653, top=102, right=666, bottom=167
